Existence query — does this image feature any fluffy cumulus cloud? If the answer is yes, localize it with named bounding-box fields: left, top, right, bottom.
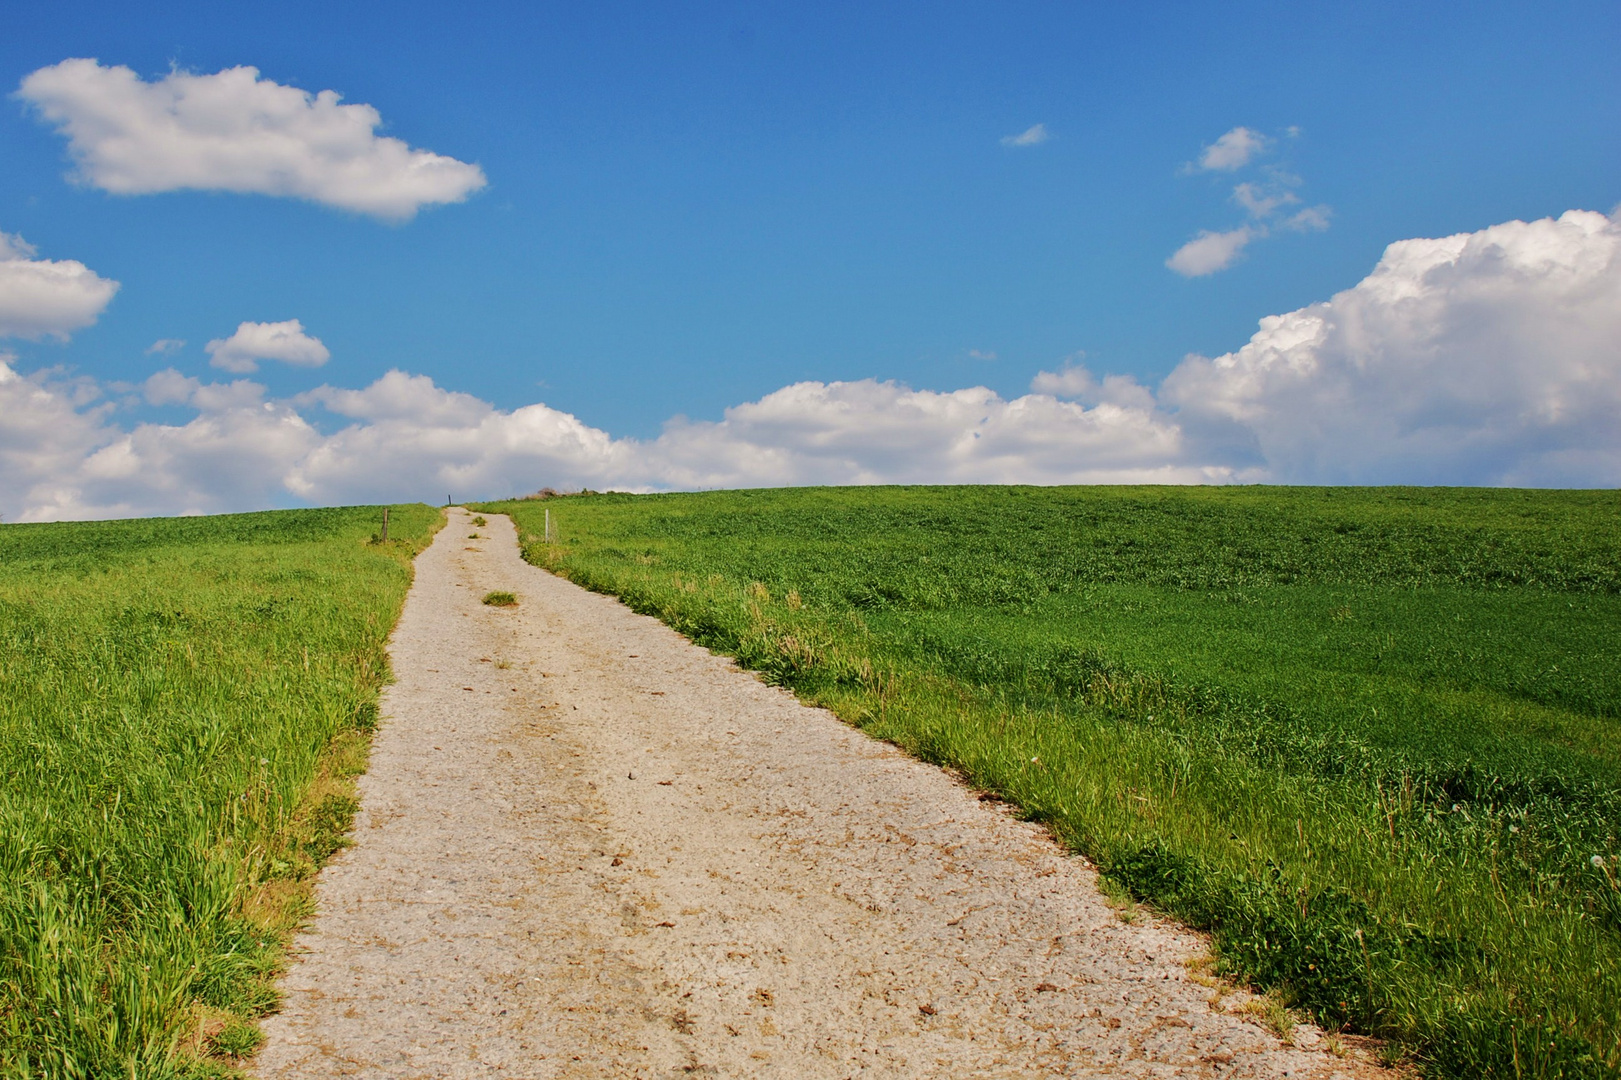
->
left=17, top=59, right=486, bottom=221
left=206, top=319, right=330, bottom=373
left=1029, top=364, right=1157, bottom=410
left=0, top=358, right=111, bottom=520
left=0, top=231, right=120, bottom=339
left=645, top=380, right=1201, bottom=489
left=1164, top=209, right=1621, bottom=485
left=1, top=210, right=1617, bottom=520
left=0, top=361, right=325, bottom=522
left=0, top=363, right=1213, bottom=521
left=286, top=371, right=636, bottom=505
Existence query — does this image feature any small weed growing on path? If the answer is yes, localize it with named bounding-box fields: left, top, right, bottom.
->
left=1184, top=955, right=1221, bottom=988
left=471, top=516, right=487, bottom=527
left=483, top=590, right=518, bottom=607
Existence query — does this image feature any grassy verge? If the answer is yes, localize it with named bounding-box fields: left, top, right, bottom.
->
left=0, top=505, right=440, bottom=1078
left=479, top=486, right=1621, bottom=1079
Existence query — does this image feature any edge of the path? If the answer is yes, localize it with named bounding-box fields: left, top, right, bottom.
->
left=471, top=500, right=1401, bottom=1078
left=226, top=506, right=448, bottom=1072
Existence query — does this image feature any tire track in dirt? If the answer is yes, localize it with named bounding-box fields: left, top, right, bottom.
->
left=253, top=509, right=1387, bottom=1079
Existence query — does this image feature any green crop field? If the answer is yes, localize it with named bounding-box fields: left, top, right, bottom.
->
left=0, top=505, right=440, bottom=1079
left=482, top=486, right=1621, bottom=1080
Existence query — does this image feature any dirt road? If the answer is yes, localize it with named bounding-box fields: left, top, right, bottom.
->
left=253, top=509, right=1380, bottom=1078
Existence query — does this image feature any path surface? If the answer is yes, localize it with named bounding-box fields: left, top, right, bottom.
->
left=254, top=509, right=1382, bottom=1079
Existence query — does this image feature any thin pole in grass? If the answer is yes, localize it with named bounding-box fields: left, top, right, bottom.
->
left=382, top=507, right=390, bottom=542
left=545, top=508, right=551, bottom=543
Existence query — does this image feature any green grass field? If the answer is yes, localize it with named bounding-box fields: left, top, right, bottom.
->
left=0, top=505, right=439, bottom=1079
left=482, top=486, right=1621, bottom=1079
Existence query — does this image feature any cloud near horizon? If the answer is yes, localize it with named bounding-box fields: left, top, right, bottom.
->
left=2, top=209, right=1617, bottom=522
left=1163, top=208, right=1621, bottom=484
left=17, top=59, right=487, bottom=221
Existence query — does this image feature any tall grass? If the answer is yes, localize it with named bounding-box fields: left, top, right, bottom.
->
left=482, top=486, right=1621, bottom=1079
left=0, top=505, right=439, bottom=1078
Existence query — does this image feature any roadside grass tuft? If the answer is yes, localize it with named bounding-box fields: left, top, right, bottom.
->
left=207, top=1020, right=263, bottom=1060
left=482, top=590, right=517, bottom=607
left=1098, top=875, right=1138, bottom=923
left=0, top=504, right=440, bottom=1077
left=1237, top=989, right=1300, bottom=1043
left=479, top=485, right=1621, bottom=1079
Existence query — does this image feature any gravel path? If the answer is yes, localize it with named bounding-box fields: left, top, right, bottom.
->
left=253, top=509, right=1384, bottom=1079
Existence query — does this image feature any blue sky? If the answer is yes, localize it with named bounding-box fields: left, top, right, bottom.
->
left=5, top=0, right=1616, bottom=435
left=2, top=1, right=1619, bottom=519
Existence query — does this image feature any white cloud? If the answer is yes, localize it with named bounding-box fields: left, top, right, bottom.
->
left=0, top=231, right=120, bottom=339
left=3, top=209, right=1617, bottom=519
left=1173, top=130, right=1330, bottom=274
left=141, top=367, right=269, bottom=413
left=1163, top=209, right=1621, bottom=485
left=287, top=371, right=638, bottom=505
left=205, top=319, right=329, bottom=373
left=142, top=367, right=200, bottom=405
left=0, top=359, right=114, bottom=520
left=285, top=373, right=1206, bottom=499
left=1029, top=364, right=1156, bottom=411
left=1166, top=226, right=1256, bottom=277
left=17, top=59, right=487, bottom=221
left=0, top=363, right=1214, bottom=521
left=1, top=360, right=323, bottom=521
left=643, top=380, right=1201, bottom=489
left=1001, top=123, right=1049, bottom=148
left=145, top=338, right=185, bottom=355
left=1197, top=127, right=1268, bottom=171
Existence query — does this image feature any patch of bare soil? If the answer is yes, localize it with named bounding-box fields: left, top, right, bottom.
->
left=253, top=509, right=1388, bottom=1079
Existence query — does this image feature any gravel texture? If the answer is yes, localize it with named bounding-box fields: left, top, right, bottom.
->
left=253, top=509, right=1387, bottom=1079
